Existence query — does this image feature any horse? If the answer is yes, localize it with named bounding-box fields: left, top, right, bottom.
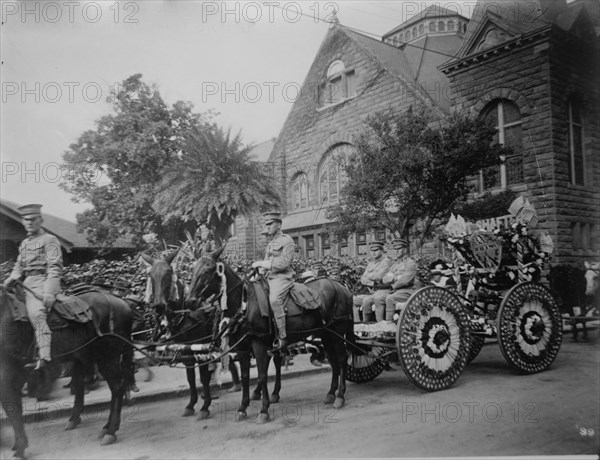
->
left=549, top=261, right=600, bottom=342
left=186, top=246, right=356, bottom=423
left=0, top=284, right=135, bottom=459
left=141, top=251, right=218, bottom=420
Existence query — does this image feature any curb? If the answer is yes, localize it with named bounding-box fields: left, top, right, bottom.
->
left=17, top=365, right=331, bottom=424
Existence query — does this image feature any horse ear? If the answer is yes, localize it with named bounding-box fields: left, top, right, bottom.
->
left=165, top=249, right=179, bottom=265
left=141, top=253, right=154, bottom=266
left=210, top=246, right=225, bottom=261
left=584, top=261, right=591, bottom=269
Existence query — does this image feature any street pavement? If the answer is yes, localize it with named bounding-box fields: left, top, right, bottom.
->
left=7, top=354, right=330, bottom=424
left=3, top=321, right=597, bottom=424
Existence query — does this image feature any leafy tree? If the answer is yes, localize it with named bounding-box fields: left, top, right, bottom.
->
left=327, top=109, right=511, bottom=250
left=60, top=74, right=213, bottom=249
left=153, top=125, right=281, bottom=245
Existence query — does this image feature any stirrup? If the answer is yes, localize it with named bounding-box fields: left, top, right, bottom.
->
left=271, top=337, right=288, bottom=353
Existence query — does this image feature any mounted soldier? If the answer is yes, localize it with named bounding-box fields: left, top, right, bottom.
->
left=3, top=204, right=62, bottom=370
left=251, top=211, right=295, bottom=351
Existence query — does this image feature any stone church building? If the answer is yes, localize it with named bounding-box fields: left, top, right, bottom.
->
left=258, top=0, right=599, bottom=265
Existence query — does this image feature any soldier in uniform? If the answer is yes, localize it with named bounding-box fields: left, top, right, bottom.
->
left=3, top=204, right=63, bottom=369
left=381, top=238, right=418, bottom=320
left=251, top=211, right=295, bottom=351
left=352, top=241, right=393, bottom=322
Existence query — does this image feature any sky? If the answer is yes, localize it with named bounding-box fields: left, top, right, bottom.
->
left=1, top=1, right=480, bottom=221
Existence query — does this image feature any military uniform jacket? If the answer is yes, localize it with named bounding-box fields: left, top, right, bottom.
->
left=360, top=256, right=393, bottom=287
left=265, top=231, right=295, bottom=279
left=10, top=230, right=63, bottom=296
left=386, top=257, right=417, bottom=290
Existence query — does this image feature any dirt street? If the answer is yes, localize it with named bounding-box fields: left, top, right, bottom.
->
left=1, top=331, right=598, bottom=459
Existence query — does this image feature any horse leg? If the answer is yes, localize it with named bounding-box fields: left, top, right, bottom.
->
left=1, top=378, right=29, bottom=459
left=270, top=353, right=282, bottom=403
left=96, top=359, right=126, bottom=445
left=253, top=341, right=271, bottom=424
left=332, top=332, right=348, bottom=409
left=65, top=360, right=85, bottom=430
left=197, top=364, right=213, bottom=420
left=321, top=336, right=339, bottom=406
left=183, top=364, right=198, bottom=417
left=237, top=351, right=252, bottom=420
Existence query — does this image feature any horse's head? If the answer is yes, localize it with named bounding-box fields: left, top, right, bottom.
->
left=141, top=250, right=179, bottom=315
left=584, top=261, right=600, bottom=298
left=186, top=246, right=226, bottom=305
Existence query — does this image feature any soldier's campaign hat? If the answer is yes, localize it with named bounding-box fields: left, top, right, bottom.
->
left=368, top=240, right=385, bottom=250
left=391, top=238, right=409, bottom=249
left=263, top=211, right=282, bottom=224
left=18, top=204, right=42, bottom=217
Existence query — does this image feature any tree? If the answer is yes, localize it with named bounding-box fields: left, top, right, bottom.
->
left=327, top=109, right=511, bottom=249
left=60, top=74, right=213, bottom=249
left=152, top=125, right=281, bottom=245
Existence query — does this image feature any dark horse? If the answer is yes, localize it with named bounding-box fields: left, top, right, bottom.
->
left=0, top=285, right=135, bottom=459
left=186, top=247, right=356, bottom=423
left=142, top=251, right=217, bottom=420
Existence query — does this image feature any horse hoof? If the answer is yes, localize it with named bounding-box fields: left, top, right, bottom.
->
left=97, top=428, right=110, bottom=440
left=100, top=434, right=117, bottom=446
left=237, top=411, right=247, bottom=421
left=257, top=413, right=270, bottom=424
left=251, top=391, right=261, bottom=401
left=198, top=410, right=210, bottom=421
left=323, top=394, right=336, bottom=405
left=270, top=394, right=280, bottom=404
left=334, top=397, right=345, bottom=409
left=64, top=420, right=80, bottom=431
left=182, top=408, right=195, bottom=417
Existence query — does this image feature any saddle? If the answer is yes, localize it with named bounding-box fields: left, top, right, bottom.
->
left=245, top=279, right=323, bottom=333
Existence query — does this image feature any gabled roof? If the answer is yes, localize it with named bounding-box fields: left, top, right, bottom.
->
left=248, top=138, right=276, bottom=162
left=383, top=4, right=466, bottom=38
left=447, top=0, right=597, bottom=65
left=0, top=199, right=134, bottom=250
left=340, top=26, right=456, bottom=113
left=339, top=27, right=447, bottom=115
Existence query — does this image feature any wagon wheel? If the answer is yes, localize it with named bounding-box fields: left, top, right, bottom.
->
left=346, top=346, right=386, bottom=383
left=497, top=282, right=562, bottom=374
left=397, top=286, right=471, bottom=391
left=467, top=334, right=485, bottom=364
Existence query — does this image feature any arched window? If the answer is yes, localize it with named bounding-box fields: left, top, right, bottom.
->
left=568, top=97, right=585, bottom=185
left=319, top=60, right=356, bottom=106
left=418, top=24, right=425, bottom=35
left=412, top=27, right=418, bottom=38
left=429, top=21, right=436, bottom=32
left=447, top=20, right=455, bottom=31
left=438, top=21, right=446, bottom=31
left=292, top=173, right=309, bottom=210
left=319, top=144, right=354, bottom=205
left=398, top=32, right=404, bottom=43
left=480, top=99, right=524, bottom=191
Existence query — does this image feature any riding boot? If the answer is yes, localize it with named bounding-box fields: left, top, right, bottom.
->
left=273, top=316, right=288, bottom=351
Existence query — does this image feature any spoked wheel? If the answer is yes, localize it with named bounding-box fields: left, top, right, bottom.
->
left=397, top=286, right=471, bottom=391
left=497, top=282, right=562, bottom=373
left=346, top=346, right=386, bottom=383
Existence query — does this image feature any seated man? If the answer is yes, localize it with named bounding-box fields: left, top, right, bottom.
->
left=352, top=241, right=392, bottom=322
left=382, top=238, right=417, bottom=321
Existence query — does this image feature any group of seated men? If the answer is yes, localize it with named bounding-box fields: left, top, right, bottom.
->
left=353, top=238, right=418, bottom=323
